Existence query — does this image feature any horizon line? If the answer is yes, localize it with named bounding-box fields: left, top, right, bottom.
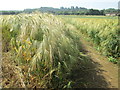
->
left=0, top=6, right=118, bottom=11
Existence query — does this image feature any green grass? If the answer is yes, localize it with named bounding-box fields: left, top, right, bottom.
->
left=58, top=15, right=118, bottom=19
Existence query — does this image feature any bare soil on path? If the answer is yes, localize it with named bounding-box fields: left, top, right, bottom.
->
left=67, top=24, right=118, bottom=88
left=77, top=34, right=118, bottom=88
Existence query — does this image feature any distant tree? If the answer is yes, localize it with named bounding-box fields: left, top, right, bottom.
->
left=0, top=11, right=22, bottom=15
left=71, top=6, right=75, bottom=10
left=2, top=6, right=117, bottom=15
left=85, top=9, right=104, bottom=15
left=100, top=10, right=105, bottom=15
left=75, top=6, right=79, bottom=10
left=104, top=8, right=118, bottom=14
left=60, top=7, right=64, bottom=9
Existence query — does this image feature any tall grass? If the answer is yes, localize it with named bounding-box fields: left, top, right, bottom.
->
left=1, top=12, right=89, bottom=88
left=65, top=17, right=120, bottom=63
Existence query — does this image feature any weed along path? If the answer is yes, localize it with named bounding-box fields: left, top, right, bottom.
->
left=78, top=34, right=118, bottom=88
left=67, top=24, right=118, bottom=88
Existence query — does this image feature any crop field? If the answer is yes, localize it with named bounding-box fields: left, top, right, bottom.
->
left=1, top=12, right=91, bottom=88
left=58, top=15, right=118, bottom=19
left=1, top=13, right=119, bottom=88
left=63, top=16, right=119, bottom=63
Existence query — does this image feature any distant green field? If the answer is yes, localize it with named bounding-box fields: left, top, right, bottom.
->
left=58, top=15, right=118, bottom=19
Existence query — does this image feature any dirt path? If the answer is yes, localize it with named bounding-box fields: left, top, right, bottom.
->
left=68, top=24, right=118, bottom=88
left=78, top=34, right=118, bottom=88
left=67, top=24, right=118, bottom=88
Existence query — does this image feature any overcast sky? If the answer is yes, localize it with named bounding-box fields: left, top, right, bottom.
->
left=0, top=0, right=119, bottom=10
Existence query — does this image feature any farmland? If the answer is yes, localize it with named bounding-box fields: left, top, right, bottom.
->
left=1, top=13, right=119, bottom=88
left=61, top=15, right=119, bottom=63
left=59, top=15, right=118, bottom=19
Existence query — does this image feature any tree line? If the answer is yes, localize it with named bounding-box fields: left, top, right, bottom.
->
left=0, top=11, right=22, bottom=15
left=0, top=6, right=118, bottom=15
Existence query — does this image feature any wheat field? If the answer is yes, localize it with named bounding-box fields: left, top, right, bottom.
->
left=1, top=12, right=90, bottom=88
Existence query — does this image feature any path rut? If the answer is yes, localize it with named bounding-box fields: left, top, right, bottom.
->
left=67, top=24, right=118, bottom=88
left=79, top=34, right=118, bottom=88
